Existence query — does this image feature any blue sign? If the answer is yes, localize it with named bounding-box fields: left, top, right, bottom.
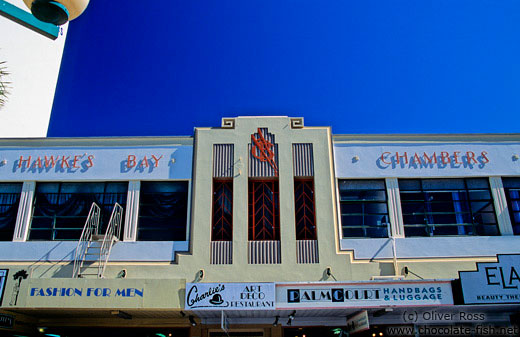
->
left=0, top=145, right=193, bottom=181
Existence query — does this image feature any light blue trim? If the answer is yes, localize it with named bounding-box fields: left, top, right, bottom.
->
left=340, top=236, right=520, bottom=260
left=0, top=0, right=59, bottom=40
left=49, top=1, right=68, bottom=16
left=0, top=241, right=189, bottom=262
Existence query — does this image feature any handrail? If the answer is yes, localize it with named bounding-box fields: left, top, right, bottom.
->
left=98, top=203, right=124, bottom=278
left=72, top=203, right=101, bottom=278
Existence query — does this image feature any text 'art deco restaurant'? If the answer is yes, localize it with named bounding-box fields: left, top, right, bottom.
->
left=0, top=117, right=519, bottom=337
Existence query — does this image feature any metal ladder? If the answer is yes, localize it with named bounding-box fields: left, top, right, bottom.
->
left=72, top=203, right=124, bottom=278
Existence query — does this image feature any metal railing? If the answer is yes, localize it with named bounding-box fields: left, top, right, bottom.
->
left=97, top=203, right=123, bottom=278
left=72, top=203, right=101, bottom=278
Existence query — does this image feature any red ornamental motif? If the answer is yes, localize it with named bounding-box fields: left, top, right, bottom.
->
left=251, top=128, right=279, bottom=175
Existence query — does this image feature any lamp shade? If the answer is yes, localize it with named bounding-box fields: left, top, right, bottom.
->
left=23, top=0, right=89, bottom=25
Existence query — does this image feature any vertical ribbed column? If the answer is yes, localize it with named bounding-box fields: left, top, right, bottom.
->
left=385, top=178, right=404, bottom=238
left=490, top=176, right=514, bottom=236
left=123, top=180, right=140, bottom=242
left=13, top=181, right=36, bottom=242
left=292, top=143, right=314, bottom=177
left=213, top=144, right=234, bottom=178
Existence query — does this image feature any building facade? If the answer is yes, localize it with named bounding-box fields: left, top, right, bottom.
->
left=0, top=116, right=519, bottom=336
left=0, top=0, right=67, bottom=137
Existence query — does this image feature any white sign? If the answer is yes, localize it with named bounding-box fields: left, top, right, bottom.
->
left=334, top=143, right=520, bottom=178
left=276, top=281, right=453, bottom=309
left=460, top=254, right=520, bottom=304
left=346, top=311, right=369, bottom=334
left=185, top=283, right=275, bottom=310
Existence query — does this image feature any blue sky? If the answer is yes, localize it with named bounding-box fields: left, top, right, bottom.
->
left=47, top=1, right=520, bottom=137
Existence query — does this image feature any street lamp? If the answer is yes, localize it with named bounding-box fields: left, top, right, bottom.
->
left=23, top=0, right=90, bottom=25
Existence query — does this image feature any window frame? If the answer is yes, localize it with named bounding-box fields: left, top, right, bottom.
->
left=338, top=179, right=390, bottom=239
left=211, top=178, right=233, bottom=241
left=29, top=181, right=128, bottom=241
left=399, top=178, right=499, bottom=237
left=294, top=178, right=317, bottom=240
left=502, top=177, right=520, bottom=235
left=137, top=180, right=190, bottom=241
left=0, top=183, right=23, bottom=241
left=248, top=179, right=280, bottom=241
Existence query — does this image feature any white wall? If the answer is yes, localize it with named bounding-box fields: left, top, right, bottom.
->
left=0, top=0, right=67, bottom=137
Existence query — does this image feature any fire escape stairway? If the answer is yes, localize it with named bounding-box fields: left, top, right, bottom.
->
left=72, top=203, right=124, bottom=279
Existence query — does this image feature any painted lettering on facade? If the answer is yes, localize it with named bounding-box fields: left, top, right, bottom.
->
left=378, top=151, right=490, bottom=169
left=29, top=287, right=143, bottom=298
left=15, top=154, right=95, bottom=172
left=125, top=154, right=163, bottom=169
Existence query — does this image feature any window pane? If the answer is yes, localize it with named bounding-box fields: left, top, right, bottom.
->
left=398, top=179, right=421, bottom=191
left=339, top=180, right=385, bottom=190
left=36, top=183, right=59, bottom=193
left=339, top=179, right=389, bottom=238
left=421, top=179, right=465, bottom=190
left=30, top=182, right=128, bottom=241
left=466, top=178, right=490, bottom=189
left=0, top=183, right=22, bottom=241
left=61, top=183, right=104, bottom=193
left=467, top=190, right=491, bottom=200
left=28, top=229, right=53, bottom=240
left=212, top=180, right=233, bottom=241
left=138, top=181, right=189, bottom=241
left=0, top=183, right=23, bottom=194
left=400, top=178, right=498, bottom=237
left=294, top=179, right=316, bottom=240
left=503, top=178, right=520, bottom=189
left=141, top=181, right=188, bottom=193
left=248, top=180, right=280, bottom=241
left=341, top=190, right=386, bottom=201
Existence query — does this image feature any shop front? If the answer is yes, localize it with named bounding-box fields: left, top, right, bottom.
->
left=185, top=280, right=458, bottom=337
left=455, top=254, right=520, bottom=331
left=1, top=277, right=194, bottom=336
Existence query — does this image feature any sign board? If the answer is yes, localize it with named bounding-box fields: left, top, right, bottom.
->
left=0, top=269, right=7, bottom=306
left=460, top=254, right=520, bottom=304
left=185, top=283, right=275, bottom=310
left=334, top=143, right=520, bottom=178
left=0, top=145, right=193, bottom=181
left=346, top=311, right=369, bottom=334
left=20, top=278, right=184, bottom=309
left=0, top=313, right=14, bottom=329
left=276, top=281, right=453, bottom=309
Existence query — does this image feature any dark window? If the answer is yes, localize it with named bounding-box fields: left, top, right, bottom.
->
left=399, top=178, right=498, bottom=237
left=503, top=177, right=520, bottom=235
left=30, top=182, right=127, bottom=241
left=211, top=179, right=233, bottom=241
left=339, top=179, right=389, bottom=238
left=0, top=183, right=22, bottom=241
left=137, top=181, right=189, bottom=241
left=248, top=180, right=280, bottom=240
left=294, top=179, right=317, bottom=240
